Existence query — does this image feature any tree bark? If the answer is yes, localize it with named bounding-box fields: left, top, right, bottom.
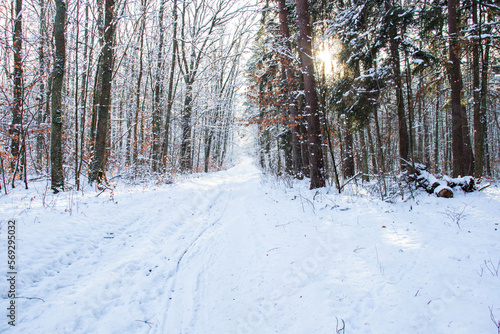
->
left=133, top=0, right=146, bottom=169
left=50, top=0, right=66, bottom=192
left=472, top=0, right=483, bottom=177
left=11, top=0, right=24, bottom=173
left=359, top=129, right=369, bottom=182
left=277, top=0, right=302, bottom=177
left=76, top=1, right=90, bottom=190
left=479, top=9, right=491, bottom=176
left=448, top=0, right=470, bottom=177
left=180, top=81, right=193, bottom=171
left=152, top=0, right=165, bottom=172
left=343, top=120, right=355, bottom=178
left=389, top=17, right=409, bottom=168
left=36, top=0, right=47, bottom=173
left=161, top=0, right=178, bottom=165
left=89, top=0, right=116, bottom=184
left=74, top=0, right=81, bottom=189
left=434, top=77, right=441, bottom=172
left=296, top=0, right=325, bottom=189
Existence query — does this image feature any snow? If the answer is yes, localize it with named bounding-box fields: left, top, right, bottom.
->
left=1, top=132, right=500, bottom=333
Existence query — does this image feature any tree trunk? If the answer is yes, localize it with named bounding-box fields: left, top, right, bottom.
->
left=180, top=81, right=193, bottom=171
left=461, top=93, right=474, bottom=175
left=472, top=0, right=482, bottom=176
left=76, top=1, right=90, bottom=190
left=11, top=0, right=23, bottom=173
left=204, top=126, right=213, bottom=173
left=133, top=0, right=146, bottom=169
left=405, top=51, right=415, bottom=163
left=50, top=0, right=66, bottom=192
left=343, top=120, right=355, bottom=178
left=480, top=9, right=491, bottom=176
left=89, top=0, right=116, bottom=184
left=360, top=129, right=369, bottom=182
left=434, top=77, right=441, bottom=172
left=152, top=0, right=165, bottom=172
left=389, top=19, right=409, bottom=168
left=277, top=0, right=302, bottom=177
left=162, top=0, right=178, bottom=166
left=74, top=0, right=81, bottom=189
left=342, top=61, right=357, bottom=178
left=36, top=0, right=47, bottom=173
left=374, top=108, right=387, bottom=196
left=296, top=0, right=325, bottom=189
left=448, top=0, right=469, bottom=177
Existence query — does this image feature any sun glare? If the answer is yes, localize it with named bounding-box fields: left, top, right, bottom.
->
left=317, top=49, right=336, bottom=76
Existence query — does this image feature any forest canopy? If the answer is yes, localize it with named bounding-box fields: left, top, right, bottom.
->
left=1, top=0, right=500, bottom=194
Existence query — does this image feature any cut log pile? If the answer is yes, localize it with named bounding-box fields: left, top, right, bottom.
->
left=405, top=163, right=489, bottom=198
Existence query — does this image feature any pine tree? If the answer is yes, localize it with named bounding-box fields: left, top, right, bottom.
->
left=296, top=0, right=325, bottom=189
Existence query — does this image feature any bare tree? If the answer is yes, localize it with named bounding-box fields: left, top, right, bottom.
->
left=161, top=0, right=178, bottom=166
left=10, top=0, right=23, bottom=177
left=151, top=0, right=166, bottom=172
left=50, top=0, right=66, bottom=192
left=89, top=0, right=117, bottom=184
left=177, top=0, right=242, bottom=172
left=35, top=0, right=48, bottom=173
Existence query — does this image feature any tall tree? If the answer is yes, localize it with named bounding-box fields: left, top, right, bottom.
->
left=152, top=0, right=166, bottom=172
left=472, top=0, right=482, bottom=176
left=177, top=0, right=237, bottom=172
left=479, top=7, right=491, bottom=176
left=277, top=0, right=303, bottom=177
left=11, top=0, right=23, bottom=174
left=89, top=0, right=116, bottom=184
left=296, top=0, right=325, bottom=189
left=76, top=0, right=90, bottom=189
left=161, top=0, right=178, bottom=165
left=36, top=0, right=47, bottom=172
left=386, top=1, right=410, bottom=168
left=448, top=0, right=471, bottom=177
left=50, top=0, right=66, bottom=192
left=132, top=0, right=147, bottom=169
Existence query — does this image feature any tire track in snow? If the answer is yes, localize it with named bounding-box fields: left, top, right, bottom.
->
left=157, top=164, right=265, bottom=333
left=156, top=181, right=235, bottom=333
left=9, top=179, right=231, bottom=334
left=10, top=188, right=196, bottom=333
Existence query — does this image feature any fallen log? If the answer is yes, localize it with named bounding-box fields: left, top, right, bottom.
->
left=404, top=163, right=479, bottom=198
left=443, top=176, right=475, bottom=192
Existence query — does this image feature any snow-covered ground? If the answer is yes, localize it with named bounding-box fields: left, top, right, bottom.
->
left=1, top=132, right=500, bottom=333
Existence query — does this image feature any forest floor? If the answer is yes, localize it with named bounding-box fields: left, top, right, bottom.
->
left=1, top=135, right=500, bottom=333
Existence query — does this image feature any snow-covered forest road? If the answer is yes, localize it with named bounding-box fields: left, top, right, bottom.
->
left=1, top=155, right=500, bottom=333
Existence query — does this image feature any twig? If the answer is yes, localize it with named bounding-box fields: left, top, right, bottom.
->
left=336, top=317, right=345, bottom=334
left=15, top=296, right=45, bottom=302
left=340, top=172, right=362, bottom=191
left=489, top=306, right=500, bottom=334
left=135, top=320, right=153, bottom=327
left=477, top=183, right=491, bottom=191
left=298, top=188, right=305, bottom=213
left=484, top=259, right=500, bottom=276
